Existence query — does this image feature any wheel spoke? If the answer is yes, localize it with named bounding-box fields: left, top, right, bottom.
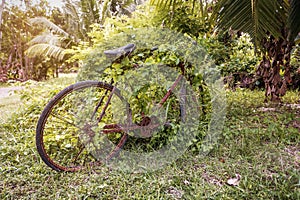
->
left=49, top=112, right=78, bottom=128
left=97, top=86, right=116, bottom=122
left=71, top=143, right=85, bottom=164
left=36, top=81, right=129, bottom=172
left=106, top=134, right=128, bottom=160
left=91, top=88, right=109, bottom=120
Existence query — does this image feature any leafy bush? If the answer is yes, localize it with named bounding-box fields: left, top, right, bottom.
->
left=290, top=45, right=300, bottom=90
left=65, top=4, right=228, bottom=153
left=74, top=27, right=214, bottom=153
left=152, top=4, right=212, bottom=37
left=198, top=32, right=261, bottom=89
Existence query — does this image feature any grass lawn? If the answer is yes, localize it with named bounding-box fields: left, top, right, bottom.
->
left=0, top=76, right=299, bottom=199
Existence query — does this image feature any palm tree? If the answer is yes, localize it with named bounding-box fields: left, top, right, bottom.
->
left=25, top=17, right=70, bottom=61
left=25, top=0, right=97, bottom=61
left=151, top=0, right=300, bottom=102
left=26, top=0, right=142, bottom=61
left=0, top=0, right=6, bottom=67
left=213, top=0, right=300, bottom=102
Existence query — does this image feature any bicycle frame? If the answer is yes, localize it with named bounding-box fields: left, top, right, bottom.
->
left=99, top=74, right=184, bottom=137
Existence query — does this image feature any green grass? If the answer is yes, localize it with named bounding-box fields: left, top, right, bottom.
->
left=0, top=82, right=11, bottom=88
left=0, top=81, right=299, bottom=199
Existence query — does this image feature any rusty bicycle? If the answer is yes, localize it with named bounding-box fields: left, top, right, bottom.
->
left=36, top=43, right=202, bottom=172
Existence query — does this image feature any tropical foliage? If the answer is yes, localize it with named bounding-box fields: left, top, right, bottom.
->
left=26, top=17, right=70, bottom=61
left=0, top=1, right=54, bottom=81
left=0, top=1, right=299, bottom=198
left=150, top=0, right=214, bottom=37
left=213, top=0, right=300, bottom=101
left=0, top=0, right=299, bottom=99
left=68, top=12, right=214, bottom=152
left=151, top=0, right=300, bottom=101
left=0, top=0, right=144, bottom=82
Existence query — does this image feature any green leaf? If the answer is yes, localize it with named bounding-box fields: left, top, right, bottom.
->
left=213, top=0, right=289, bottom=48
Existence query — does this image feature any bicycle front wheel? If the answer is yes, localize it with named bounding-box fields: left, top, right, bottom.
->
left=36, top=81, right=128, bottom=172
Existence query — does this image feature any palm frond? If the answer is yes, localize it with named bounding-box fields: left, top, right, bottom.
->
left=150, top=0, right=176, bottom=8
left=25, top=44, right=66, bottom=61
left=63, top=0, right=80, bottom=20
left=102, top=0, right=112, bottom=23
left=288, top=0, right=300, bottom=41
left=151, top=0, right=212, bottom=19
left=63, top=0, right=84, bottom=41
left=214, top=0, right=289, bottom=47
left=29, top=17, right=69, bottom=37
left=27, top=33, right=62, bottom=46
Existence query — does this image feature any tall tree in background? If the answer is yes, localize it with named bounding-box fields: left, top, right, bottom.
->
left=55, top=0, right=143, bottom=41
left=26, top=17, right=71, bottom=61
left=0, top=1, right=55, bottom=81
left=25, top=0, right=102, bottom=74
left=26, top=0, right=143, bottom=68
left=0, top=0, right=6, bottom=68
left=101, top=0, right=144, bottom=22
left=62, top=0, right=101, bottom=42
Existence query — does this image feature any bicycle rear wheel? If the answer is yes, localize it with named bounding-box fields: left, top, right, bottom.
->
left=36, top=81, right=128, bottom=172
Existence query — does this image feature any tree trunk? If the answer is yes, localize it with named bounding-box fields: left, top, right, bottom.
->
left=0, top=0, right=6, bottom=68
left=257, top=32, right=293, bottom=102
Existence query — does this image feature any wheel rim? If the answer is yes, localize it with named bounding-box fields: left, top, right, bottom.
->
left=36, top=82, right=128, bottom=171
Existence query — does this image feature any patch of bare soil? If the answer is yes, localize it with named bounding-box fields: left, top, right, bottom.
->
left=0, top=86, right=23, bottom=99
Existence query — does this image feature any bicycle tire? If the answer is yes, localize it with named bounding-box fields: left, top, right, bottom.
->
left=36, top=81, right=128, bottom=172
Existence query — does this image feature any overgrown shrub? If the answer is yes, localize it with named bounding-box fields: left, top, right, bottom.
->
left=198, top=32, right=261, bottom=89
left=290, top=45, right=300, bottom=90
left=75, top=27, right=214, bottom=153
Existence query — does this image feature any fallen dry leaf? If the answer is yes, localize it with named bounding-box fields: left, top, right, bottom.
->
left=227, top=174, right=241, bottom=186
left=166, top=186, right=184, bottom=199
left=183, top=180, right=190, bottom=185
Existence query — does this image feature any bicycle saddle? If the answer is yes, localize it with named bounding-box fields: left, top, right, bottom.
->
left=104, top=43, right=136, bottom=58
